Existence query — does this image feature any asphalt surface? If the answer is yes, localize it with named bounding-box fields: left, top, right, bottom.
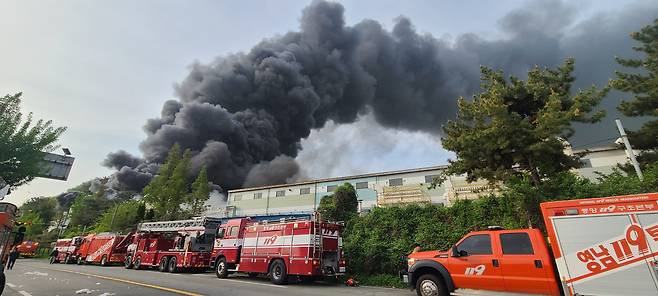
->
left=3, top=259, right=412, bottom=296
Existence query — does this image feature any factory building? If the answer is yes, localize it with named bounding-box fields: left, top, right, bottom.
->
left=203, top=141, right=636, bottom=218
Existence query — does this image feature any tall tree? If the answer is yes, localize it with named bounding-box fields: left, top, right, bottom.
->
left=19, top=197, right=58, bottom=226
left=187, top=166, right=211, bottom=217
left=93, top=200, right=143, bottom=233
left=68, top=193, right=111, bottom=228
left=142, top=144, right=193, bottom=220
left=0, top=93, right=67, bottom=187
left=441, top=59, right=607, bottom=186
left=17, top=212, right=44, bottom=240
left=612, top=19, right=658, bottom=166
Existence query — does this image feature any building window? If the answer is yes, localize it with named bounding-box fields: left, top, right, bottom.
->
left=233, top=194, right=242, bottom=201
left=425, top=175, right=439, bottom=184
left=389, top=178, right=403, bottom=186
left=355, top=182, right=368, bottom=189
left=275, top=190, right=285, bottom=197
left=254, top=192, right=262, bottom=199
left=300, top=188, right=310, bottom=195
left=326, top=185, right=337, bottom=192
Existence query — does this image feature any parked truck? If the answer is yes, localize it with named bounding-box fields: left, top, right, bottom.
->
left=211, top=214, right=346, bottom=284
left=124, top=217, right=222, bottom=272
left=52, top=236, right=84, bottom=264
left=75, top=233, right=133, bottom=265
left=404, top=193, right=658, bottom=296
left=16, top=240, right=39, bottom=257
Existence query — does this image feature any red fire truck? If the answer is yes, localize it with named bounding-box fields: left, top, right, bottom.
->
left=16, top=240, right=39, bottom=257
left=211, top=215, right=346, bottom=284
left=405, top=193, right=658, bottom=296
left=52, top=236, right=84, bottom=264
left=75, top=233, right=133, bottom=265
left=0, top=202, right=20, bottom=295
left=124, top=217, right=222, bottom=273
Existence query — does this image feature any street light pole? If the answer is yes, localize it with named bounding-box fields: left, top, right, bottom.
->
left=615, top=119, right=643, bottom=181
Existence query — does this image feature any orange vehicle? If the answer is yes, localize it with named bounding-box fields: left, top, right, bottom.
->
left=0, top=202, right=20, bottom=295
left=75, top=233, right=133, bottom=265
left=404, top=193, right=658, bottom=296
left=16, top=240, right=39, bottom=257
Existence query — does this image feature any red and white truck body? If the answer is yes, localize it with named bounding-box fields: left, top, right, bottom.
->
left=541, top=193, right=658, bottom=296
left=16, top=241, right=39, bottom=257
left=125, top=217, right=222, bottom=273
left=53, top=236, right=84, bottom=263
left=211, top=216, right=346, bottom=284
left=75, top=233, right=133, bottom=265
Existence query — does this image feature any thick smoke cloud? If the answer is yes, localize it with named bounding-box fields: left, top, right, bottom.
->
left=102, top=150, right=143, bottom=170
left=106, top=0, right=658, bottom=192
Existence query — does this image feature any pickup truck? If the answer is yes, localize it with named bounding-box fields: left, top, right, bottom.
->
left=403, top=193, right=658, bottom=296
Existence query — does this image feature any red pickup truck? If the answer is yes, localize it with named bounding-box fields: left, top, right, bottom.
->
left=404, top=193, right=658, bottom=296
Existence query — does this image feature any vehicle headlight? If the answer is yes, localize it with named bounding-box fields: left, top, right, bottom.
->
left=407, top=257, right=416, bottom=267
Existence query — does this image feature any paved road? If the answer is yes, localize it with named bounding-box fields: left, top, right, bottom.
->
left=3, top=259, right=412, bottom=296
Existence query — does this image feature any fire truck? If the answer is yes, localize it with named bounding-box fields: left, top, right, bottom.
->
left=404, top=193, right=658, bottom=296
left=52, top=236, right=84, bottom=264
left=211, top=215, right=346, bottom=284
left=75, top=233, right=134, bottom=265
left=0, top=202, right=20, bottom=295
left=16, top=240, right=40, bottom=257
left=124, top=217, right=222, bottom=272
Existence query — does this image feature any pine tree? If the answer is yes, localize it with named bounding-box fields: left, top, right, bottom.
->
left=441, top=59, right=607, bottom=186
left=612, top=19, right=658, bottom=166
left=143, top=143, right=181, bottom=219
left=187, top=166, right=211, bottom=217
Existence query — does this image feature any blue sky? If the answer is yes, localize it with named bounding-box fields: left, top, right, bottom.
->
left=0, top=0, right=649, bottom=205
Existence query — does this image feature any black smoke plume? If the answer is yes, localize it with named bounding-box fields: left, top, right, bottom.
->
left=104, top=0, right=658, bottom=192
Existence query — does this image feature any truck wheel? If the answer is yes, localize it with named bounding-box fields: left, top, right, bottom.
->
left=269, top=260, right=288, bottom=285
left=415, top=274, right=448, bottom=296
left=124, top=256, right=133, bottom=269
left=159, top=257, right=169, bottom=272
left=134, top=257, right=142, bottom=270
left=101, top=255, right=108, bottom=266
left=168, top=257, right=178, bottom=273
left=77, top=256, right=84, bottom=265
left=215, top=258, right=228, bottom=278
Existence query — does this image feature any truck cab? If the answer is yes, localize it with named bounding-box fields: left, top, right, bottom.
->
left=406, top=228, right=561, bottom=296
left=211, top=218, right=250, bottom=268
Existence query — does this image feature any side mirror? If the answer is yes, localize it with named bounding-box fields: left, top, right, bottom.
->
left=451, top=246, right=460, bottom=257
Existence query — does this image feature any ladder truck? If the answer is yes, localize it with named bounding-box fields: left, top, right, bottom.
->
left=124, top=217, right=222, bottom=273
left=211, top=214, right=346, bottom=284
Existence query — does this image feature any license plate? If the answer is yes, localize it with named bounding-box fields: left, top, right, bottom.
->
left=402, top=274, right=409, bottom=283
left=339, top=266, right=346, bottom=273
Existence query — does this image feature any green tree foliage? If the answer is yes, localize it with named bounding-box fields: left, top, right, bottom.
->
left=93, top=201, right=144, bottom=233
left=318, top=183, right=358, bottom=221
left=441, top=59, right=607, bottom=186
left=0, top=93, right=67, bottom=187
left=143, top=144, right=200, bottom=220
left=612, top=19, right=658, bottom=166
left=187, top=166, right=211, bottom=217
left=19, top=197, right=57, bottom=226
left=345, top=163, right=658, bottom=278
left=17, top=212, right=44, bottom=240
left=68, top=193, right=111, bottom=229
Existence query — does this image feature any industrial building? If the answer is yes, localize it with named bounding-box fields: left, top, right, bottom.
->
left=203, top=141, right=636, bottom=218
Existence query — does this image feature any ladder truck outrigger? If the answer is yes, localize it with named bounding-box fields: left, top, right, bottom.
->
left=211, top=212, right=346, bottom=285
left=124, top=217, right=222, bottom=273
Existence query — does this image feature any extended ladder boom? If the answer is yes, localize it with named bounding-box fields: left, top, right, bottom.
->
left=137, top=217, right=223, bottom=232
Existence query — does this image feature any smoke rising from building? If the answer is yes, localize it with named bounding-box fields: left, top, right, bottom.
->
left=104, top=0, right=658, bottom=192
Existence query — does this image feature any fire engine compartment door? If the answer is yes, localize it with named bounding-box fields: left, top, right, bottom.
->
left=551, top=214, right=658, bottom=295
left=636, top=213, right=658, bottom=287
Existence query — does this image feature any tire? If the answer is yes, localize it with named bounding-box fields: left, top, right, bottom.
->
left=415, top=274, right=448, bottom=296
left=269, top=259, right=288, bottom=285
left=77, top=256, right=84, bottom=265
left=168, top=257, right=178, bottom=273
left=101, top=255, right=108, bottom=266
left=134, top=257, right=142, bottom=270
left=215, top=258, right=228, bottom=278
left=159, top=257, right=169, bottom=272
left=124, top=256, right=133, bottom=269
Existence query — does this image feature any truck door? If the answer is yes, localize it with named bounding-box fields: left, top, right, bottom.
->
left=448, top=233, right=505, bottom=291
left=497, top=232, right=552, bottom=294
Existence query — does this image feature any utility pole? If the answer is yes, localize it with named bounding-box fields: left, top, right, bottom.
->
left=615, top=119, right=643, bottom=181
